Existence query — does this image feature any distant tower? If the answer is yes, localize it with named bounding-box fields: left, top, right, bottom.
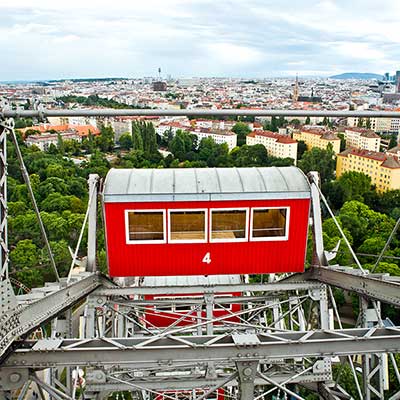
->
left=293, top=75, right=299, bottom=102
left=396, top=70, right=400, bottom=93
left=158, top=67, right=162, bottom=80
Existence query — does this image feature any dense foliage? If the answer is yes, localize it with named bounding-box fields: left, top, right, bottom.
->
left=57, top=94, right=148, bottom=109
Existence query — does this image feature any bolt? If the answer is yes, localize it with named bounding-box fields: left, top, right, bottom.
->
left=243, top=367, right=253, bottom=377
left=9, top=373, right=21, bottom=383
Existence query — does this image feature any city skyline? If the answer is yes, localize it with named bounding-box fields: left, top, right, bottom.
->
left=1, top=0, right=399, bottom=81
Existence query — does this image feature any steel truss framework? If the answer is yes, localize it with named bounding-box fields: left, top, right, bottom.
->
left=0, top=108, right=400, bottom=400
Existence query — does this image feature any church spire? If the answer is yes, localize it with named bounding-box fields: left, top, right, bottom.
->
left=293, top=74, right=299, bottom=102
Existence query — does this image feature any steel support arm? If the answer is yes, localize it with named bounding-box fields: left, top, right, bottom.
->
left=4, top=327, right=400, bottom=368
left=85, top=371, right=330, bottom=392
left=0, top=273, right=105, bottom=363
left=94, top=281, right=322, bottom=296
left=309, top=266, right=400, bottom=306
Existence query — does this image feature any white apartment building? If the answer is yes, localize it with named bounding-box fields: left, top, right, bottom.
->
left=343, top=128, right=381, bottom=152
left=26, top=132, right=81, bottom=151
left=347, top=117, right=391, bottom=133
left=156, top=122, right=189, bottom=136
left=191, top=129, right=237, bottom=151
left=246, top=131, right=298, bottom=163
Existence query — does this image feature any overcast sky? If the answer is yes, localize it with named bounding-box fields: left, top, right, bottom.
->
left=1, top=0, right=399, bottom=80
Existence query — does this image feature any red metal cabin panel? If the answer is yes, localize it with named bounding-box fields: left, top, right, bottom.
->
left=104, top=198, right=310, bottom=277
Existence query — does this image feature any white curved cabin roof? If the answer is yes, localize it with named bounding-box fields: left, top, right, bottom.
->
left=103, top=167, right=311, bottom=202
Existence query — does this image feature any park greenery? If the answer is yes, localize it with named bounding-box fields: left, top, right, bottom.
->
left=57, top=94, right=148, bottom=109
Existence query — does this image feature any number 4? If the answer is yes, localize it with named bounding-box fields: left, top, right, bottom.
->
left=202, top=252, right=211, bottom=264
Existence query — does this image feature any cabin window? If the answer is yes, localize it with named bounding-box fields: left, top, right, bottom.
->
left=213, top=294, right=233, bottom=310
left=251, top=208, right=289, bottom=241
left=169, top=210, right=207, bottom=242
left=126, top=210, right=166, bottom=243
left=210, top=209, right=248, bottom=242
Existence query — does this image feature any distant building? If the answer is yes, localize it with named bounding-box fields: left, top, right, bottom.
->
left=343, top=127, right=381, bottom=152
left=26, top=132, right=81, bottom=151
left=152, top=81, right=167, bottom=91
left=337, top=148, right=400, bottom=192
left=396, top=70, right=400, bottom=93
left=297, top=95, right=322, bottom=103
left=20, top=124, right=100, bottom=138
left=293, top=127, right=341, bottom=154
left=382, top=93, right=400, bottom=104
left=246, top=131, right=298, bottom=163
left=190, top=128, right=237, bottom=150
left=347, top=117, right=392, bottom=133
left=156, top=121, right=191, bottom=136
left=387, top=145, right=400, bottom=157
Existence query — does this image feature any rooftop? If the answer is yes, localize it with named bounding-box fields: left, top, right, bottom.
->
left=103, top=166, right=311, bottom=202
left=248, top=130, right=297, bottom=144
left=339, top=148, right=400, bottom=168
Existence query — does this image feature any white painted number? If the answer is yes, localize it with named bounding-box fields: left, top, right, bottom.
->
left=202, top=252, right=211, bottom=264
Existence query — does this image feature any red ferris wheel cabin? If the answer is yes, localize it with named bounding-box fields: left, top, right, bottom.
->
left=102, top=167, right=311, bottom=277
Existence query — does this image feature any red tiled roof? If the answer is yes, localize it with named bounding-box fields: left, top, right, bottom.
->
left=345, top=127, right=379, bottom=138
left=338, top=148, right=400, bottom=168
left=20, top=124, right=99, bottom=137
left=301, top=128, right=340, bottom=141
left=248, top=130, right=296, bottom=144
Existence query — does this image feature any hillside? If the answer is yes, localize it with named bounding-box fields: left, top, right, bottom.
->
left=330, top=72, right=383, bottom=80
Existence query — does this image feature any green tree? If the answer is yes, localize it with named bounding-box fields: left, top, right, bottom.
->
left=40, top=240, right=72, bottom=278
left=8, top=201, right=27, bottom=216
left=132, top=124, right=144, bottom=151
left=388, top=136, right=397, bottom=149
left=169, top=130, right=197, bottom=161
left=289, top=119, right=301, bottom=128
left=57, top=133, right=64, bottom=155
left=63, top=140, right=81, bottom=155
left=232, top=122, right=251, bottom=146
left=325, top=171, right=372, bottom=209
left=230, top=144, right=268, bottom=167
left=96, top=125, right=115, bottom=152
left=338, top=200, right=395, bottom=247
left=298, top=145, right=336, bottom=184
left=297, top=140, right=307, bottom=160
left=10, top=239, right=41, bottom=287
left=337, top=133, right=346, bottom=152
left=305, top=116, right=311, bottom=125
left=198, top=137, right=230, bottom=167
left=118, top=132, right=133, bottom=150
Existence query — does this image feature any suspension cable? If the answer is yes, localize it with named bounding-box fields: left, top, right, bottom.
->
left=2, top=119, right=60, bottom=282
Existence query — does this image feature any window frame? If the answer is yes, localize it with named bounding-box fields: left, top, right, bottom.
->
left=209, top=207, right=249, bottom=243
left=168, top=208, right=208, bottom=244
left=125, top=209, right=167, bottom=244
left=249, top=206, right=290, bottom=242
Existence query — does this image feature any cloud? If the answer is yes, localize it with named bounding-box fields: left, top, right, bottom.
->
left=205, top=43, right=265, bottom=65
left=0, top=0, right=398, bottom=80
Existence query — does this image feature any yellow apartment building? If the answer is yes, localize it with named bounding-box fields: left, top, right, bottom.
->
left=293, top=128, right=341, bottom=154
left=336, top=148, right=400, bottom=192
